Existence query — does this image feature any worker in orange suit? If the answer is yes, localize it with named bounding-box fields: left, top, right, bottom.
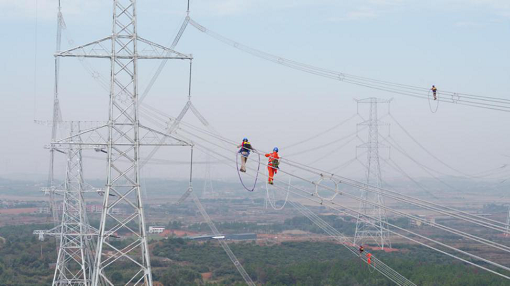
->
left=367, top=253, right=372, bottom=265
left=265, top=147, right=280, bottom=185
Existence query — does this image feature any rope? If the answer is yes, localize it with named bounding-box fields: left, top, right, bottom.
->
left=165, top=116, right=510, bottom=233
left=236, top=151, right=261, bottom=192
left=427, top=90, right=439, bottom=113
left=141, top=104, right=508, bottom=232
left=172, top=125, right=510, bottom=280
left=138, top=104, right=510, bottom=238
left=189, top=138, right=414, bottom=284
left=265, top=177, right=290, bottom=210
left=136, top=96, right=510, bottom=281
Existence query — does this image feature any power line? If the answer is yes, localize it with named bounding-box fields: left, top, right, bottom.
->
left=188, top=18, right=510, bottom=113
left=174, top=124, right=510, bottom=280
left=282, top=114, right=358, bottom=149
left=148, top=110, right=510, bottom=233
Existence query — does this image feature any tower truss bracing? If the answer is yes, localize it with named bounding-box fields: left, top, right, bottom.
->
left=35, top=122, right=96, bottom=286
left=50, top=1, right=192, bottom=285
left=54, top=122, right=95, bottom=286
left=202, top=156, right=217, bottom=199
left=46, top=0, right=66, bottom=226
left=354, top=98, right=392, bottom=249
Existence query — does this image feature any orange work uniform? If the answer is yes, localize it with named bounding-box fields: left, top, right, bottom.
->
left=265, top=151, right=280, bottom=183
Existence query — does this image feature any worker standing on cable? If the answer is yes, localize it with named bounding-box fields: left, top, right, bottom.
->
left=367, top=253, right=372, bottom=265
left=237, top=138, right=254, bottom=173
left=431, top=85, right=438, bottom=100
left=265, top=147, right=280, bottom=185
left=359, top=245, right=364, bottom=255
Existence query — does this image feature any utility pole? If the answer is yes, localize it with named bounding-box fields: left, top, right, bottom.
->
left=49, top=1, right=192, bottom=284
left=354, top=98, right=391, bottom=249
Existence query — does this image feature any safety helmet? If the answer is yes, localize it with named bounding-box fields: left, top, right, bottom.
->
left=273, top=147, right=279, bottom=152
left=243, top=137, right=248, bottom=142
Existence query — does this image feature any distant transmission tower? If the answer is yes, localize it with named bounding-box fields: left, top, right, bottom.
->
left=202, top=155, right=217, bottom=198
left=354, top=98, right=391, bottom=249
left=44, top=0, right=66, bottom=227
left=506, top=207, right=510, bottom=237
left=53, top=122, right=95, bottom=286
left=49, top=1, right=192, bottom=284
left=35, top=122, right=96, bottom=286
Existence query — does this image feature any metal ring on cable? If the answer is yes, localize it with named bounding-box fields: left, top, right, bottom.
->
left=236, top=151, right=261, bottom=192
left=313, top=174, right=340, bottom=201
left=427, top=90, right=439, bottom=113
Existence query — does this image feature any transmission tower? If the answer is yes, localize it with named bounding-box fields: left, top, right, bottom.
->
left=202, top=155, right=217, bottom=198
left=54, top=122, right=95, bottom=285
left=48, top=1, right=192, bottom=284
left=354, top=98, right=391, bottom=249
left=43, top=0, right=66, bottom=227
left=35, top=122, right=96, bottom=286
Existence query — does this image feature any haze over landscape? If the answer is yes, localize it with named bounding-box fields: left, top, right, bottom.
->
left=0, top=0, right=509, bottom=285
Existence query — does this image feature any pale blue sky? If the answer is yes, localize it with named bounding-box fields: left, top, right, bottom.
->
left=0, top=0, right=509, bottom=180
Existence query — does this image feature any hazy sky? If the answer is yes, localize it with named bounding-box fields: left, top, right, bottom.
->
left=0, top=0, right=509, bottom=181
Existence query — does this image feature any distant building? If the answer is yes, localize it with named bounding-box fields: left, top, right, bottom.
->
left=86, top=205, right=102, bottom=213
left=148, top=226, right=165, bottom=234
left=413, top=216, right=436, bottom=227
left=188, top=233, right=257, bottom=241
left=111, top=207, right=125, bottom=215
left=37, top=205, right=64, bottom=214
left=226, top=233, right=257, bottom=240
left=37, top=207, right=51, bottom=214
left=188, top=235, right=220, bottom=241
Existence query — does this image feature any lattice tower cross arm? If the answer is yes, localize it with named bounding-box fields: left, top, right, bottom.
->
left=87, top=1, right=191, bottom=285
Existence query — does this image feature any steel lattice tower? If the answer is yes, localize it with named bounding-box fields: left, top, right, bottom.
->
left=34, top=3, right=97, bottom=284
left=354, top=98, right=391, bottom=249
left=35, top=123, right=97, bottom=286
left=45, top=0, right=66, bottom=226
left=94, top=3, right=154, bottom=282
left=506, top=207, right=510, bottom=237
left=202, top=155, right=217, bottom=198
left=54, top=122, right=95, bottom=285
left=48, top=1, right=192, bottom=284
